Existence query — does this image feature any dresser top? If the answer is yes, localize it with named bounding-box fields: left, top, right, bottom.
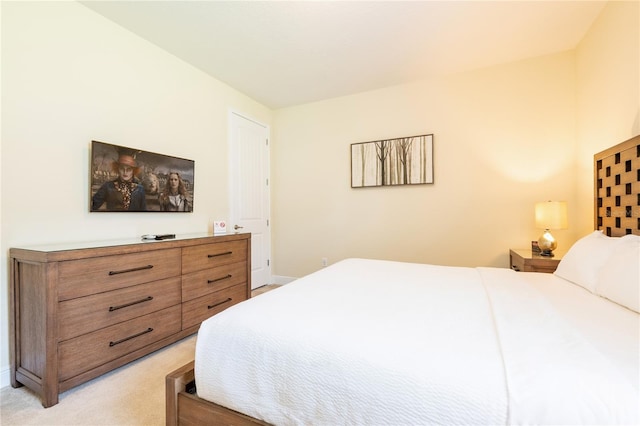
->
left=10, top=232, right=250, bottom=262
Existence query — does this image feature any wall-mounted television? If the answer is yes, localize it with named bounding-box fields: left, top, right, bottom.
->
left=90, top=140, right=195, bottom=212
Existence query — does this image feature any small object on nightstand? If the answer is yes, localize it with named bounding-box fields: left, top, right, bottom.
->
left=510, top=248, right=563, bottom=273
left=531, top=240, right=541, bottom=253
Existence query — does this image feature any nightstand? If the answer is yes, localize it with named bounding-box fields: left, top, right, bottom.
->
left=509, top=249, right=563, bottom=273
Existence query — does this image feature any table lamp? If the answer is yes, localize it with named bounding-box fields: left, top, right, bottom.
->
left=535, top=201, right=568, bottom=257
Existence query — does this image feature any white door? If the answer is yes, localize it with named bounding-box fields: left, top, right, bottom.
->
left=229, top=112, right=271, bottom=290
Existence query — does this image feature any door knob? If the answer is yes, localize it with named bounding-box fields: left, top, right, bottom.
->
left=234, top=225, right=244, bottom=230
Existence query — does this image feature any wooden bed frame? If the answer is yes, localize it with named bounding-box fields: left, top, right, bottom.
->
left=166, top=360, right=269, bottom=426
left=166, top=135, right=640, bottom=426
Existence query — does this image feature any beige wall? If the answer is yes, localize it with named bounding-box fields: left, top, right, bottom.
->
left=575, top=0, right=640, bottom=233
left=0, top=2, right=271, bottom=384
left=272, top=52, right=578, bottom=278
left=271, top=0, right=639, bottom=279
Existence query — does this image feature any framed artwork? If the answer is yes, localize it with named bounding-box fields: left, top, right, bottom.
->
left=351, top=134, right=433, bottom=188
left=90, top=140, right=195, bottom=212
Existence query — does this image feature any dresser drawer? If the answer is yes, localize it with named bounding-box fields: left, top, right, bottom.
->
left=58, top=305, right=181, bottom=382
left=181, top=240, right=247, bottom=275
left=58, top=277, right=181, bottom=341
left=182, top=262, right=247, bottom=302
left=58, top=248, right=181, bottom=301
left=182, top=284, right=247, bottom=329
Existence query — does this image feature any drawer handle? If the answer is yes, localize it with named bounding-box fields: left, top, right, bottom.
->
left=109, top=327, right=153, bottom=347
left=511, top=265, right=520, bottom=272
left=208, top=274, right=232, bottom=284
left=108, top=265, right=154, bottom=276
left=208, top=298, right=232, bottom=310
left=208, top=251, right=232, bottom=258
left=109, top=296, right=154, bottom=312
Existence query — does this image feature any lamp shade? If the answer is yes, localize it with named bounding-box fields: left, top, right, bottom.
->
left=535, top=201, right=568, bottom=230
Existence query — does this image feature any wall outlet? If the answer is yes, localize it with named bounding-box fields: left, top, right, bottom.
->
left=321, top=257, right=328, bottom=267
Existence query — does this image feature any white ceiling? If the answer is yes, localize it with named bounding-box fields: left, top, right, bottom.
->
left=80, top=1, right=606, bottom=109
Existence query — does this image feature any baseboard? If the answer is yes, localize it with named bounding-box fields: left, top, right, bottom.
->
left=1, top=366, right=10, bottom=389
left=272, top=275, right=297, bottom=285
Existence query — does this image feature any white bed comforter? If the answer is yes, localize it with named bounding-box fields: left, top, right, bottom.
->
left=195, top=259, right=639, bottom=425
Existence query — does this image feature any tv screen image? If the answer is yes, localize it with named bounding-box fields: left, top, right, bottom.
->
left=90, top=140, right=195, bottom=212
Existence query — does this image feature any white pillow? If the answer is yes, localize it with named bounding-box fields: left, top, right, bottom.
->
left=553, top=231, right=619, bottom=292
left=595, top=234, right=640, bottom=313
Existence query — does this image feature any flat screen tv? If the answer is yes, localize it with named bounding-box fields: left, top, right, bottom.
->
left=90, top=140, right=195, bottom=212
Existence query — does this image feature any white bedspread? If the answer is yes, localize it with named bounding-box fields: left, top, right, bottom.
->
left=195, top=258, right=639, bottom=425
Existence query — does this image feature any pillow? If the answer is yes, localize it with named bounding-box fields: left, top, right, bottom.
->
left=553, top=231, right=619, bottom=292
left=594, top=234, right=640, bottom=313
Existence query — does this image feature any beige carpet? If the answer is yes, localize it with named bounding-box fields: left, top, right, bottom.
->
left=1, top=335, right=196, bottom=425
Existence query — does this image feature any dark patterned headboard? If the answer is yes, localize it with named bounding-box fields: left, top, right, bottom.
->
left=594, top=135, right=640, bottom=236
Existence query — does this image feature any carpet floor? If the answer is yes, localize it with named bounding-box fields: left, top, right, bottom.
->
left=1, top=335, right=196, bottom=426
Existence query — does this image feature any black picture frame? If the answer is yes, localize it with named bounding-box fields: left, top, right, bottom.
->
left=351, top=134, right=433, bottom=188
left=90, top=140, right=195, bottom=212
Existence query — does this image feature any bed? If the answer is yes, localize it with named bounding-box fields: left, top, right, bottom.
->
left=166, top=135, right=640, bottom=425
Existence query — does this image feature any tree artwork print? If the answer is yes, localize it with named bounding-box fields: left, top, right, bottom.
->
left=351, top=134, right=433, bottom=188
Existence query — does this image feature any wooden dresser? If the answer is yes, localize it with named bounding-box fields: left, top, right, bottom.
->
left=9, top=232, right=251, bottom=408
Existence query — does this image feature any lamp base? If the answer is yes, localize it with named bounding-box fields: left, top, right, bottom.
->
left=538, top=229, right=557, bottom=258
